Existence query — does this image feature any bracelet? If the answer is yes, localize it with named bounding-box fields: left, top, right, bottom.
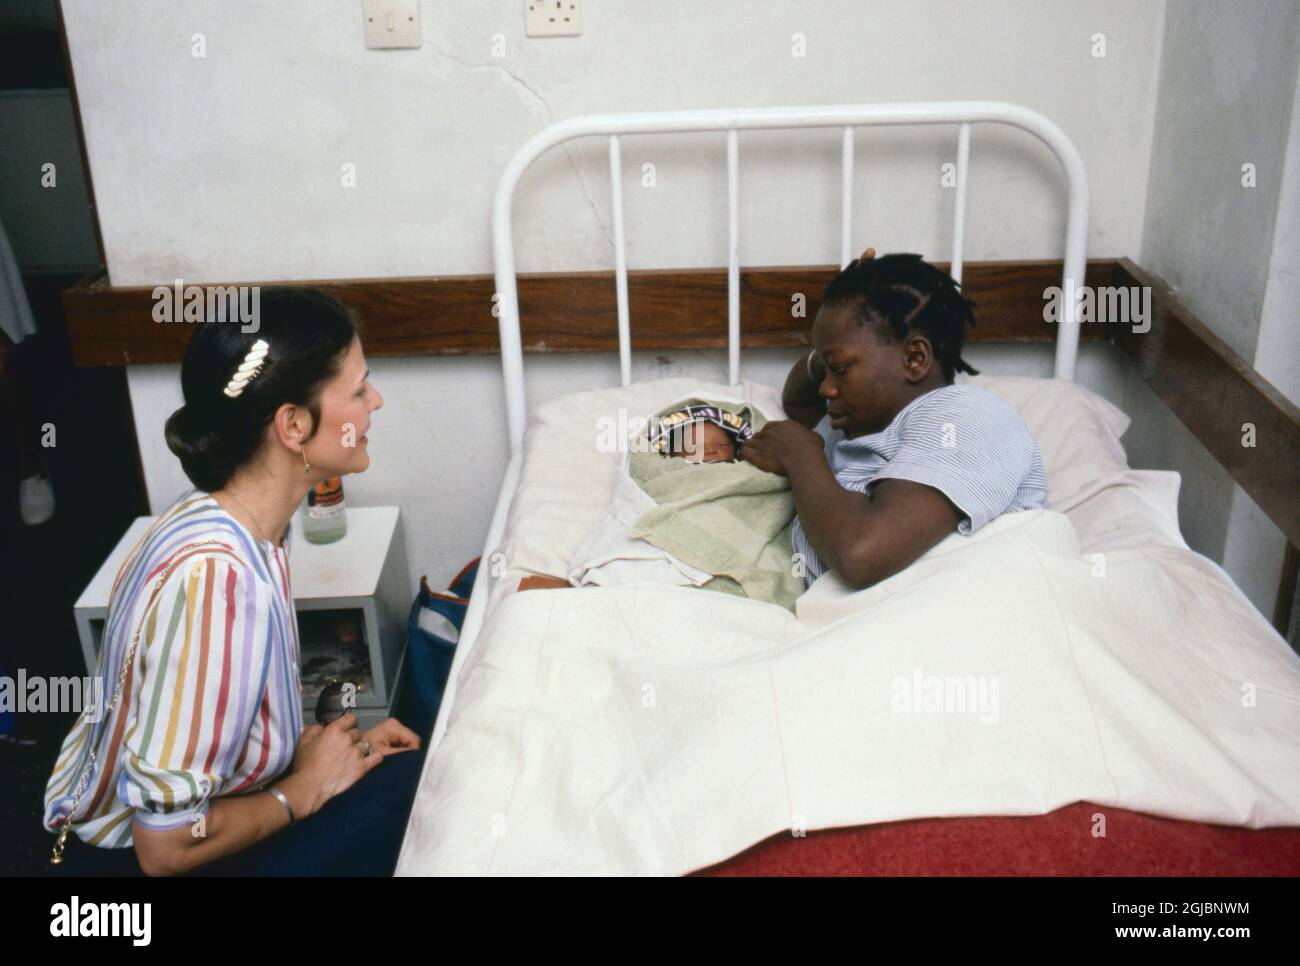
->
left=268, top=785, right=296, bottom=826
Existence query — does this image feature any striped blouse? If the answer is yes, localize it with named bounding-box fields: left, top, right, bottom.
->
left=43, top=492, right=303, bottom=849
left=792, top=384, right=1049, bottom=587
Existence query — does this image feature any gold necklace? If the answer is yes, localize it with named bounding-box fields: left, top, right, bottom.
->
left=223, top=488, right=272, bottom=545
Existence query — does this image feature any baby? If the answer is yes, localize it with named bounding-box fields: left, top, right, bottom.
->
left=649, top=403, right=752, bottom=463
left=518, top=401, right=761, bottom=594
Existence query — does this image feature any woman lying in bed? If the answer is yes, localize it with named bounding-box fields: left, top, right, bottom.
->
left=740, top=249, right=1049, bottom=590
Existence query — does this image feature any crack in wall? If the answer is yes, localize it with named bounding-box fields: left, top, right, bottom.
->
left=428, top=41, right=615, bottom=255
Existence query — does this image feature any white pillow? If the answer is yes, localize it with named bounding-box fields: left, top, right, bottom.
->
left=957, top=374, right=1131, bottom=513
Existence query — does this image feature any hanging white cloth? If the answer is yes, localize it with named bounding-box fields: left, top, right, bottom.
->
left=0, top=216, right=37, bottom=345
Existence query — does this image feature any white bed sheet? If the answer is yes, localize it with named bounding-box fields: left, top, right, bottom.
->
left=396, top=376, right=1300, bottom=875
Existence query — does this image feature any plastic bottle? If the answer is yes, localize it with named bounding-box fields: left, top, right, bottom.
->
left=303, top=478, right=348, bottom=544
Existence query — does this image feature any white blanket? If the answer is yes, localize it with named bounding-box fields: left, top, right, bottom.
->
left=565, top=449, right=714, bottom=589
left=397, top=378, right=1300, bottom=875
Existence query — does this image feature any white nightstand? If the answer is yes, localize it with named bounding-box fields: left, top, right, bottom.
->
left=73, top=506, right=412, bottom=731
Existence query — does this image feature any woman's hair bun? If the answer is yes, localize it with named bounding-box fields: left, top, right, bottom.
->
left=165, top=404, right=233, bottom=494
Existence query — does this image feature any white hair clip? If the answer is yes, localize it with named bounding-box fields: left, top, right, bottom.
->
left=222, top=339, right=270, bottom=398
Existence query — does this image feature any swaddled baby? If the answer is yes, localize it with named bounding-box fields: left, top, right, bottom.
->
left=550, top=396, right=807, bottom=610
left=521, top=400, right=765, bottom=595
left=649, top=402, right=753, bottom=464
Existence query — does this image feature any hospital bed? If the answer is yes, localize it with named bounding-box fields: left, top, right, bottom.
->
left=395, top=102, right=1300, bottom=876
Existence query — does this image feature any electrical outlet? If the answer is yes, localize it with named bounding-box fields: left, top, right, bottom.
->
left=526, top=0, right=582, bottom=38
left=362, top=0, right=422, bottom=49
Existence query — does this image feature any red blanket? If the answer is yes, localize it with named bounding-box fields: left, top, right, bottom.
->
left=696, top=801, right=1300, bottom=876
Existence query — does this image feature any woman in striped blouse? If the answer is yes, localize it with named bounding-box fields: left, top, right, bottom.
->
left=43, top=288, right=423, bottom=876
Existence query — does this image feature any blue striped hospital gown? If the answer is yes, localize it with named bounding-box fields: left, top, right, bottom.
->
left=791, top=384, right=1048, bottom=587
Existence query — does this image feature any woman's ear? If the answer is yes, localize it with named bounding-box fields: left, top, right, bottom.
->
left=902, top=333, right=935, bottom=384
left=271, top=401, right=314, bottom=454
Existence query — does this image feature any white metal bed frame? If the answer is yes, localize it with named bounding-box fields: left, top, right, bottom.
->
left=428, top=101, right=1089, bottom=751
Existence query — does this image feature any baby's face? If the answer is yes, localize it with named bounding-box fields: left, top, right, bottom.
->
left=669, top=421, right=736, bottom=463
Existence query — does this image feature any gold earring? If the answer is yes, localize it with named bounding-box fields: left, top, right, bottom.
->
left=302, top=446, right=311, bottom=473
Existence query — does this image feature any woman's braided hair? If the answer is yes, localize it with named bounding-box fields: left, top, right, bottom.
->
left=821, top=251, right=979, bottom=382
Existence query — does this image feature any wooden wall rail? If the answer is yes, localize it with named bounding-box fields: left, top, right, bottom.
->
left=63, top=259, right=1112, bottom=367
left=62, top=254, right=1299, bottom=625
left=1111, top=258, right=1300, bottom=550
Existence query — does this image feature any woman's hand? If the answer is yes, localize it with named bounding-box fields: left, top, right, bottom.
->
left=291, top=714, right=381, bottom=814
left=359, top=717, right=421, bottom=757
left=739, top=420, right=826, bottom=477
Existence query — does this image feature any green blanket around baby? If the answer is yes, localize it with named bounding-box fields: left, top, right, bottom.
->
left=627, top=397, right=806, bottom=611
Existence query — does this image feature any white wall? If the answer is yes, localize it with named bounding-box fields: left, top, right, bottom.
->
left=60, top=0, right=1172, bottom=589
left=1139, top=0, right=1299, bottom=362
left=63, top=0, right=1163, bottom=283
left=1253, top=62, right=1300, bottom=420
left=1220, top=56, right=1300, bottom=627
left=1132, top=0, right=1300, bottom=620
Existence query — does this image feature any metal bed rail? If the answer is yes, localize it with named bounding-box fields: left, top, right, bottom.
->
left=428, top=101, right=1089, bottom=752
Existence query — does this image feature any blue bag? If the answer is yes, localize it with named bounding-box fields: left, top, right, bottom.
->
left=397, top=557, right=479, bottom=742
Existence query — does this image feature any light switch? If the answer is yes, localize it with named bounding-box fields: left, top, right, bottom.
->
left=362, top=0, right=422, bottom=50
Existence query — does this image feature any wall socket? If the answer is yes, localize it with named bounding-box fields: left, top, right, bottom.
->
left=526, top=0, right=582, bottom=38
left=362, top=0, right=422, bottom=49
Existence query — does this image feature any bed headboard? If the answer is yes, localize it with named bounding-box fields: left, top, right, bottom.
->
left=491, top=101, right=1090, bottom=458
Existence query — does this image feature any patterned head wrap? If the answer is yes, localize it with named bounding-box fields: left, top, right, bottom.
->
left=647, top=404, right=753, bottom=460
